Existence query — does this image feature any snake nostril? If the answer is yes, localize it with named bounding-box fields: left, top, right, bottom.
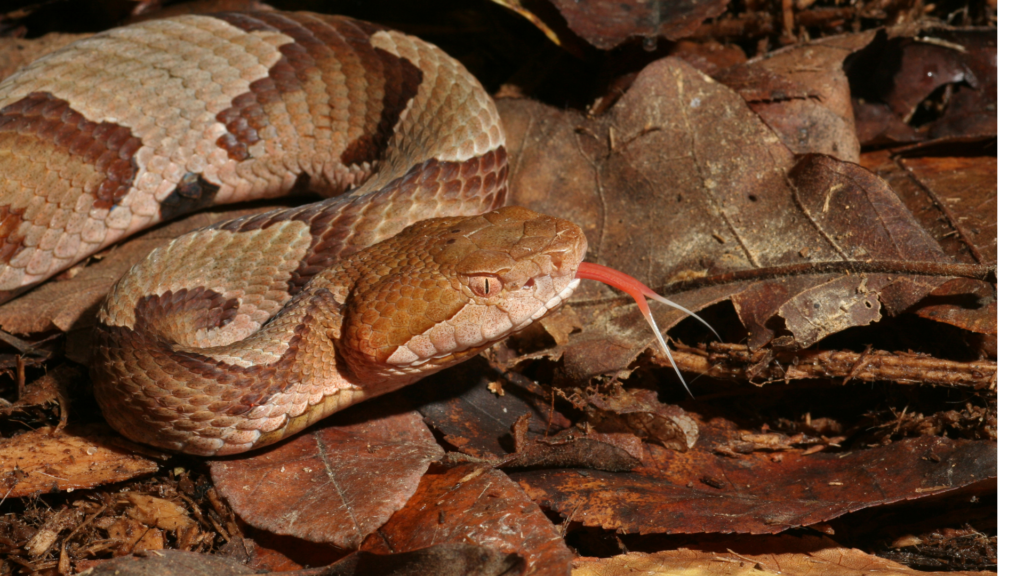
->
left=524, top=278, right=535, bottom=289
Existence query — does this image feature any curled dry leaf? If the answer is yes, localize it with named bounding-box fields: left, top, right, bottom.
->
left=716, top=30, right=877, bottom=163
left=363, top=463, right=573, bottom=576
left=496, top=413, right=643, bottom=472
left=924, top=30, right=997, bottom=140
left=209, top=399, right=443, bottom=549
left=510, top=413, right=995, bottom=535
left=851, top=29, right=996, bottom=145
left=573, top=534, right=995, bottom=576
left=585, top=387, right=698, bottom=451
left=125, top=493, right=197, bottom=533
left=548, top=0, right=730, bottom=50
left=0, top=363, right=74, bottom=428
left=407, top=357, right=573, bottom=460
left=0, top=424, right=158, bottom=498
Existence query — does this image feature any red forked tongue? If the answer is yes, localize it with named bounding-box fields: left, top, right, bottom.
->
left=575, top=262, right=721, bottom=397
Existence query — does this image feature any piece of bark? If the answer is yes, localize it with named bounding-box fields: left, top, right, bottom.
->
left=573, top=534, right=995, bottom=576
left=0, top=424, right=159, bottom=498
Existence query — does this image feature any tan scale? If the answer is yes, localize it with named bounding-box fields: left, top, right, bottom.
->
left=10, top=11, right=587, bottom=456
left=94, top=206, right=586, bottom=455
left=0, top=11, right=505, bottom=297
left=0, top=10, right=612, bottom=455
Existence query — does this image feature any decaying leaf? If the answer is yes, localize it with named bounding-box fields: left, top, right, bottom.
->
left=585, top=387, right=698, bottom=451
left=363, top=463, right=573, bottom=576
left=851, top=29, right=996, bottom=146
left=511, top=413, right=995, bottom=535
left=125, top=493, right=197, bottom=533
left=408, top=357, right=573, bottom=460
left=209, top=399, right=443, bottom=549
left=861, top=151, right=996, bottom=337
left=503, top=56, right=972, bottom=379
left=717, top=30, right=877, bottom=162
left=496, top=413, right=643, bottom=471
left=548, top=0, right=730, bottom=49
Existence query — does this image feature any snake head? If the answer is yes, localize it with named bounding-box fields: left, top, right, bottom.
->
left=342, top=205, right=587, bottom=380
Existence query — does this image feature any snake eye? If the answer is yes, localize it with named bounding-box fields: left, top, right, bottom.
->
left=467, top=276, right=502, bottom=298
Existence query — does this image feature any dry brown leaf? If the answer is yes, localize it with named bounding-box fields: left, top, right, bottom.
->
left=409, top=357, right=573, bottom=460
left=861, top=151, right=996, bottom=336
left=852, top=30, right=996, bottom=146
left=894, top=155, right=996, bottom=265
left=511, top=415, right=995, bottom=535
left=503, top=56, right=967, bottom=379
left=209, top=399, right=443, bottom=549
left=717, top=30, right=877, bottom=162
left=548, top=0, right=729, bottom=50
left=106, top=516, right=166, bottom=556
left=126, top=493, right=197, bottom=532
left=585, top=387, right=698, bottom=452
left=364, top=463, right=573, bottom=576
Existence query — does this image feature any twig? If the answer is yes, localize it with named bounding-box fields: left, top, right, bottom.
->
left=661, top=343, right=996, bottom=388
left=0, top=329, right=45, bottom=356
left=662, top=260, right=994, bottom=295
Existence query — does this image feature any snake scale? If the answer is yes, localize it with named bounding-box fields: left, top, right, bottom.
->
left=0, top=11, right=590, bottom=455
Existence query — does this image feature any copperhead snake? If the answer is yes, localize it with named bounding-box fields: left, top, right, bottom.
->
left=0, top=11, right=694, bottom=456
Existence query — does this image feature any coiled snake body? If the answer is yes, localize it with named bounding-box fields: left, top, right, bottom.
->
left=0, top=11, right=587, bottom=455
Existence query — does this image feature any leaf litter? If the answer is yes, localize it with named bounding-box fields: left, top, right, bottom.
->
left=0, top=0, right=996, bottom=574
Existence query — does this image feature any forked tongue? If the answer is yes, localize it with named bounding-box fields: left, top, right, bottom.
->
left=575, top=262, right=721, bottom=397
